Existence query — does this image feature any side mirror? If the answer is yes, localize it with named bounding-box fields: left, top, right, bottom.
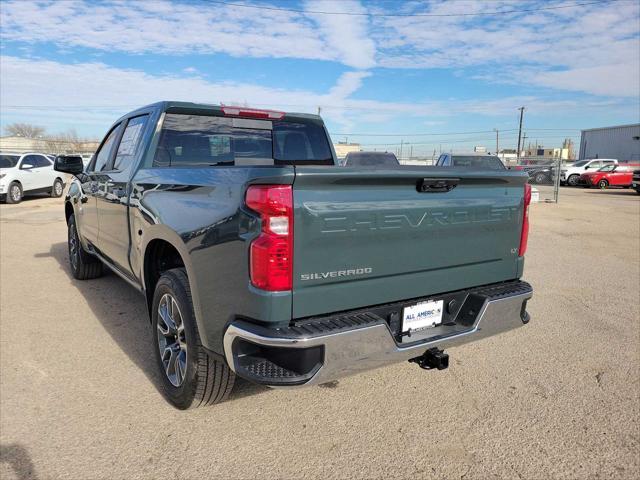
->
left=21, top=163, right=34, bottom=170
left=54, top=155, right=84, bottom=175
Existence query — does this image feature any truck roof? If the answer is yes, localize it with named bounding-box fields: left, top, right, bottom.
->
left=134, top=101, right=322, bottom=123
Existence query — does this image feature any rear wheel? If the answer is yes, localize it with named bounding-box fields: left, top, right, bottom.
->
left=6, top=182, right=22, bottom=204
left=51, top=178, right=64, bottom=197
left=68, top=214, right=103, bottom=280
left=598, top=179, right=609, bottom=189
left=152, top=268, right=234, bottom=409
left=567, top=174, right=580, bottom=186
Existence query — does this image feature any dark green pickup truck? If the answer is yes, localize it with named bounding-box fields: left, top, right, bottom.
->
left=55, top=102, right=533, bottom=409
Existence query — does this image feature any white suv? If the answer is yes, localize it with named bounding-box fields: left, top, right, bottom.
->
left=561, top=158, right=618, bottom=186
left=0, top=152, right=66, bottom=204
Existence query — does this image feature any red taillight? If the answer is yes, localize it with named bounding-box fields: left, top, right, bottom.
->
left=222, top=106, right=285, bottom=120
left=519, top=183, right=532, bottom=256
left=246, top=185, right=293, bottom=291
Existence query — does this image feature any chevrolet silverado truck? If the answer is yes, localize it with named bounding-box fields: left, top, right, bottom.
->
left=55, top=102, right=533, bottom=409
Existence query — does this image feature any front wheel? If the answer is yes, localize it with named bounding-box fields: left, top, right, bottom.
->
left=598, top=179, right=609, bottom=189
left=51, top=178, right=64, bottom=197
left=152, top=268, right=234, bottom=409
left=68, top=214, right=103, bottom=280
left=567, top=175, right=580, bottom=186
left=534, top=172, right=547, bottom=184
left=6, top=182, right=22, bottom=204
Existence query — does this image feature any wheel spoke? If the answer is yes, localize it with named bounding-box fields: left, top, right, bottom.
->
left=157, top=295, right=177, bottom=335
left=175, top=350, right=186, bottom=384
left=156, top=292, right=187, bottom=387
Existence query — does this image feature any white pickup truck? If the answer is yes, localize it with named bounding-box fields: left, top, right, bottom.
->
left=561, top=158, right=618, bottom=186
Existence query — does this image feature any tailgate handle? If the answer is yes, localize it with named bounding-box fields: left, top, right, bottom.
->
left=418, top=178, right=459, bottom=193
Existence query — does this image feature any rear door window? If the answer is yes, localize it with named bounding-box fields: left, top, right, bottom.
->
left=153, top=114, right=332, bottom=167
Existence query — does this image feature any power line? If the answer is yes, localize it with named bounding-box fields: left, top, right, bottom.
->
left=206, top=0, right=615, bottom=17
left=329, top=129, right=518, bottom=137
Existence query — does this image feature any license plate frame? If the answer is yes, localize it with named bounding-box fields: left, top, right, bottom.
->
left=401, top=299, right=444, bottom=333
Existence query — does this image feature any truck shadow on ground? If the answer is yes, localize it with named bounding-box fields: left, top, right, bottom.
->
left=0, top=443, right=38, bottom=480
left=39, top=242, right=270, bottom=404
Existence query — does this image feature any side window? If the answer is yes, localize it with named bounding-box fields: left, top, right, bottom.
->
left=113, top=115, right=149, bottom=170
left=590, top=161, right=602, bottom=169
left=91, top=124, right=121, bottom=172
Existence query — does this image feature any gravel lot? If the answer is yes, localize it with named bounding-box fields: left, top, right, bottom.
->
left=1, top=188, right=639, bottom=480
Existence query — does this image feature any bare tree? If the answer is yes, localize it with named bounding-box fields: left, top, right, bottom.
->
left=4, top=123, right=46, bottom=138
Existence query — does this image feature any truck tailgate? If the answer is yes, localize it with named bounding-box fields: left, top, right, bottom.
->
left=292, top=167, right=526, bottom=318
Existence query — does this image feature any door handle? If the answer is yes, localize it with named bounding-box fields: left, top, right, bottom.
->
left=417, top=178, right=459, bottom=193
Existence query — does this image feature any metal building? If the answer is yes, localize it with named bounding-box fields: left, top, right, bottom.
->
left=579, top=123, right=640, bottom=162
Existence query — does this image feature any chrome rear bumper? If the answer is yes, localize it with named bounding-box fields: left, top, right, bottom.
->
left=223, top=281, right=532, bottom=387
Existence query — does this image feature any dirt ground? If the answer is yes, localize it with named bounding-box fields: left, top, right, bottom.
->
left=1, top=187, right=639, bottom=480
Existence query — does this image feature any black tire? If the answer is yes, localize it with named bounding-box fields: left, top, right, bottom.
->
left=51, top=178, right=64, bottom=198
left=567, top=174, right=580, bottom=187
left=6, top=182, right=22, bottom=204
left=534, top=172, right=547, bottom=184
left=68, top=214, right=103, bottom=280
left=598, top=179, right=609, bottom=189
left=151, top=268, right=234, bottom=409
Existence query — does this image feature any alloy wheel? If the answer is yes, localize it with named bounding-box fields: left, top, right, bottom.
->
left=55, top=182, right=63, bottom=196
left=69, top=223, right=79, bottom=271
left=157, top=293, right=188, bottom=387
left=10, top=185, right=21, bottom=202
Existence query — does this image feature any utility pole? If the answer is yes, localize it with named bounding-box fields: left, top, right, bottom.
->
left=399, top=139, right=404, bottom=160
left=493, top=128, right=499, bottom=156
left=516, top=106, right=525, bottom=159
left=317, top=106, right=322, bottom=116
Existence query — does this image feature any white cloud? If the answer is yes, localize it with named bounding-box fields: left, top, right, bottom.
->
left=2, top=55, right=635, bottom=139
left=0, top=0, right=371, bottom=69
left=373, top=0, right=640, bottom=97
left=1, top=0, right=638, bottom=98
left=303, top=0, right=376, bottom=69
left=0, top=55, right=388, bottom=132
left=1, top=0, right=340, bottom=67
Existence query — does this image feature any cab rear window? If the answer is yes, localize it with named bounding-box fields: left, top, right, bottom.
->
left=153, top=114, right=332, bottom=167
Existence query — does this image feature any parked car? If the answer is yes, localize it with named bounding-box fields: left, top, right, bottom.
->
left=0, top=152, right=66, bottom=203
left=561, top=158, right=617, bottom=186
left=512, top=162, right=556, bottom=184
left=436, top=153, right=505, bottom=169
left=579, top=164, right=640, bottom=189
left=55, top=101, right=533, bottom=409
left=343, top=151, right=399, bottom=167
left=632, top=169, right=640, bottom=194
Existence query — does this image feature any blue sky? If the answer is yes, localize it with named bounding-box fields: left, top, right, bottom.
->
left=1, top=0, right=639, bottom=155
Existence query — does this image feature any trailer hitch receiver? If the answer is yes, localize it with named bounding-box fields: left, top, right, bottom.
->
left=409, top=347, right=449, bottom=370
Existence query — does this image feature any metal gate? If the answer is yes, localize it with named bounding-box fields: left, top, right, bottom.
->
left=514, top=158, right=561, bottom=203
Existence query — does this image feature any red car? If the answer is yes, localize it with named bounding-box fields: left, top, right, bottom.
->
left=580, top=164, right=640, bottom=189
